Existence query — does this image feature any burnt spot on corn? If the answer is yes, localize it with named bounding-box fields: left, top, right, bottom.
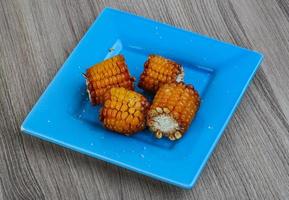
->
left=147, top=82, right=200, bottom=140
left=85, top=55, right=135, bottom=105
left=138, top=55, right=184, bottom=92
left=100, top=87, right=150, bottom=135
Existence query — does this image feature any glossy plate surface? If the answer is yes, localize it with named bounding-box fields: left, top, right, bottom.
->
left=21, top=8, right=263, bottom=189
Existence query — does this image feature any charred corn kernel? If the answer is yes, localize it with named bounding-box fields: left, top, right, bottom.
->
left=85, top=55, right=135, bottom=105
left=147, top=82, right=200, bottom=140
left=138, top=55, right=184, bottom=92
left=163, top=107, right=170, bottom=114
left=168, top=134, right=176, bottom=141
left=174, top=131, right=182, bottom=139
left=155, top=131, right=163, bottom=139
left=100, top=87, right=150, bottom=135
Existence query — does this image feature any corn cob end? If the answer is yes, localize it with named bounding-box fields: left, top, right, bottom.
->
left=176, top=65, right=184, bottom=82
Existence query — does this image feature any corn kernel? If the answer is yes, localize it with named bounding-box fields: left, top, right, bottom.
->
left=129, top=107, right=136, bottom=114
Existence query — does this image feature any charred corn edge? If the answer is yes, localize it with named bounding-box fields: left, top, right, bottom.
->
left=137, top=60, right=149, bottom=88
left=187, top=83, right=201, bottom=107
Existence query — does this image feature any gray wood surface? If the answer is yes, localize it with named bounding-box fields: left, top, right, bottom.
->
left=1, top=0, right=289, bottom=199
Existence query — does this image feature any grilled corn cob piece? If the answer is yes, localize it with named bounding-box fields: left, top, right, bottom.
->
left=138, top=55, right=184, bottom=92
left=147, top=82, right=200, bottom=140
left=85, top=55, right=135, bottom=105
left=100, top=87, right=150, bottom=135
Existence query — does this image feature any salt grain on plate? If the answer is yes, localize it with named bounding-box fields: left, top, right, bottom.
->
left=208, top=125, right=214, bottom=130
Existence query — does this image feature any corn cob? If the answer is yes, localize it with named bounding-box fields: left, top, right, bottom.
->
left=100, top=87, right=150, bottom=135
left=138, top=55, right=184, bottom=92
left=85, top=55, right=135, bottom=105
left=147, top=82, right=200, bottom=140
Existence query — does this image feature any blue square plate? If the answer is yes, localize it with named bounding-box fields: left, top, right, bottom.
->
left=21, top=8, right=263, bottom=189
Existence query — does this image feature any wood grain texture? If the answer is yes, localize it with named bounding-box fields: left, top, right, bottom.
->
left=1, top=0, right=289, bottom=199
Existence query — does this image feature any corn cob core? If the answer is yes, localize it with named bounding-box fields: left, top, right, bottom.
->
left=138, top=55, right=184, bottom=92
left=100, top=87, right=150, bottom=135
left=147, top=83, right=200, bottom=140
left=85, top=55, right=134, bottom=105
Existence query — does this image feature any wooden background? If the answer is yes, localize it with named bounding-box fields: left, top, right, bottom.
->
left=1, top=0, right=289, bottom=199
